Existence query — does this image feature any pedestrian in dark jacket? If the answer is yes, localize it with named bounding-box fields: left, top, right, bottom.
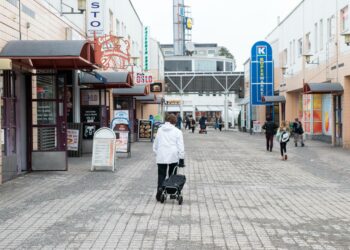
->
left=190, top=116, right=196, bottom=133
left=262, top=116, right=278, bottom=152
left=292, top=118, right=304, bottom=147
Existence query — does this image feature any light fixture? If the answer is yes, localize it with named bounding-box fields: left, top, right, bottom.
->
left=303, top=53, right=319, bottom=65
left=281, top=66, right=288, bottom=75
left=341, top=31, right=350, bottom=45
left=60, top=0, right=86, bottom=15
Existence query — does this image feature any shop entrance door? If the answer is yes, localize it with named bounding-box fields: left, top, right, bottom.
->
left=29, top=72, right=68, bottom=170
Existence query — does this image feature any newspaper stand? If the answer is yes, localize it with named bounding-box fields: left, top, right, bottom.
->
left=91, top=128, right=116, bottom=172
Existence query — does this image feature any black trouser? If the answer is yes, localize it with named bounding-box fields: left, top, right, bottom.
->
left=280, top=142, right=287, bottom=156
left=191, top=126, right=195, bottom=133
left=266, top=134, right=274, bottom=151
left=185, top=122, right=190, bottom=129
left=219, top=124, right=222, bottom=131
left=157, top=163, right=177, bottom=189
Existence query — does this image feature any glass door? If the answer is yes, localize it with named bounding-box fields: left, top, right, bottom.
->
left=30, top=71, right=68, bottom=170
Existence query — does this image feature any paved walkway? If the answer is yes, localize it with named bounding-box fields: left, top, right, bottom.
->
left=1, top=130, right=350, bottom=249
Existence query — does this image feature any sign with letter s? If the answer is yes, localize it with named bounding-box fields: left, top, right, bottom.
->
left=87, top=0, right=104, bottom=37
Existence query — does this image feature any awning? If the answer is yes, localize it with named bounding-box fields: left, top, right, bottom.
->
left=137, top=96, right=163, bottom=104
left=262, top=96, right=286, bottom=103
left=0, top=40, right=97, bottom=70
left=80, top=71, right=133, bottom=88
left=113, top=83, right=150, bottom=96
left=135, top=94, right=157, bottom=102
left=238, top=97, right=250, bottom=106
left=196, top=106, right=210, bottom=112
left=303, top=82, right=343, bottom=94
left=208, top=106, right=223, bottom=112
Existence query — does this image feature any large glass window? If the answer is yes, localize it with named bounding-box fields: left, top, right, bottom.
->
left=216, top=61, right=224, bottom=71
left=225, top=62, right=233, bottom=72
left=165, top=60, right=192, bottom=71
left=195, top=60, right=216, bottom=71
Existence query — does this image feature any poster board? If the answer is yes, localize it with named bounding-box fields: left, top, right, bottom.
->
left=115, top=131, right=129, bottom=153
left=138, top=120, right=153, bottom=141
left=253, top=121, right=262, bottom=133
left=91, top=128, right=116, bottom=172
left=67, top=129, right=79, bottom=151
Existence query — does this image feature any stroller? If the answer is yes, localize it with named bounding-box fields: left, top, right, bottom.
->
left=160, top=166, right=186, bottom=205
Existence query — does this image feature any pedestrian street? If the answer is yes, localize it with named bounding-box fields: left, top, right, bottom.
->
left=0, top=130, right=350, bottom=249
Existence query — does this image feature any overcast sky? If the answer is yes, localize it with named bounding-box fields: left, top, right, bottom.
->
left=132, top=0, right=302, bottom=70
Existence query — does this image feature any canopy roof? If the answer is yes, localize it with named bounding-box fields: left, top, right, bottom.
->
left=303, top=82, right=343, bottom=94
left=80, top=71, right=133, bottom=88
left=113, top=84, right=150, bottom=96
left=0, top=40, right=97, bottom=70
left=262, top=96, right=286, bottom=103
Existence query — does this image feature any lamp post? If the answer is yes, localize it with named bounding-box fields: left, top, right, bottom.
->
left=60, top=0, right=86, bottom=15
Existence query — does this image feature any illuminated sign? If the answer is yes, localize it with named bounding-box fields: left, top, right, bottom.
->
left=143, top=26, right=150, bottom=71
left=185, top=17, right=193, bottom=30
left=151, top=83, right=162, bottom=93
left=250, top=41, right=274, bottom=106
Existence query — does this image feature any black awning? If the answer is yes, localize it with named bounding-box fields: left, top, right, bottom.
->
left=113, top=84, right=150, bottom=96
left=79, top=71, right=133, bottom=88
left=135, top=94, right=157, bottom=102
left=0, top=40, right=97, bottom=69
left=262, top=96, right=286, bottom=103
left=304, top=82, right=343, bottom=94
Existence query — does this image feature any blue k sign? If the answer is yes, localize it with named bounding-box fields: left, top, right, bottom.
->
left=250, top=41, right=274, bottom=106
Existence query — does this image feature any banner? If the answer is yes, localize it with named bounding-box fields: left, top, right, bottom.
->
left=87, top=0, right=104, bottom=37
left=138, top=120, right=153, bottom=141
left=143, top=26, right=150, bottom=71
left=250, top=41, right=274, bottom=106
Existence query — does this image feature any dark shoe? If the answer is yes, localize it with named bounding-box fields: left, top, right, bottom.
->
left=301, top=143, right=305, bottom=147
left=269, top=148, right=272, bottom=152
left=156, top=189, right=162, bottom=201
left=284, top=155, right=288, bottom=160
left=295, top=143, right=297, bottom=147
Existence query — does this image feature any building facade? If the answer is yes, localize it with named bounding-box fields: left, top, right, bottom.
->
left=243, top=0, right=350, bottom=148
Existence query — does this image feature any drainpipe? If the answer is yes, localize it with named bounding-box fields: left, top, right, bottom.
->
left=19, top=0, right=22, bottom=40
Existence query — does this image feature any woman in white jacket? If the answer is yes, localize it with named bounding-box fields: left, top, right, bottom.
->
left=153, top=114, right=185, bottom=201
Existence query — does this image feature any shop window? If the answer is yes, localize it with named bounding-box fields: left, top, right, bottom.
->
left=216, top=61, right=224, bottom=71
left=298, top=38, right=303, bottom=57
left=305, top=33, right=311, bottom=52
left=341, top=6, right=349, bottom=32
left=80, top=89, right=108, bottom=139
left=319, top=19, right=324, bottom=51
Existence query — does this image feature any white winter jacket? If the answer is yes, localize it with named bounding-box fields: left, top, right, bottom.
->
left=153, top=122, right=185, bottom=164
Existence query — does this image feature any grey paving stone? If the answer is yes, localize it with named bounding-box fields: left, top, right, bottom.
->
left=0, top=131, right=350, bottom=249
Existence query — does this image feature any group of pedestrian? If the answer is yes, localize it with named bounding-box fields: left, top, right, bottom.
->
left=185, top=115, right=196, bottom=133
left=262, top=117, right=305, bottom=161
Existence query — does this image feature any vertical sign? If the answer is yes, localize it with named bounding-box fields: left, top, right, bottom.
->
left=87, top=0, right=104, bottom=37
left=250, top=41, right=274, bottom=105
left=143, top=26, right=150, bottom=71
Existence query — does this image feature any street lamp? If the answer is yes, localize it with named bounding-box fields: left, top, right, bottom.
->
left=60, top=0, right=86, bottom=15
left=303, top=53, right=319, bottom=65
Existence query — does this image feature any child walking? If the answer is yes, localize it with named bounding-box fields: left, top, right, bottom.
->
left=276, top=121, right=290, bottom=160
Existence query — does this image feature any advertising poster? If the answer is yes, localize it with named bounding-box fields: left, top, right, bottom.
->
left=83, top=124, right=100, bottom=139
left=313, top=94, right=322, bottom=134
left=116, top=132, right=129, bottom=153
left=322, top=94, right=332, bottom=136
left=138, top=120, right=153, bottom=141
left=67, top=129, right=79, bottom=151
left=253, top=121, right=262, bottom=133
left=81, top=106, right=100, bottom=123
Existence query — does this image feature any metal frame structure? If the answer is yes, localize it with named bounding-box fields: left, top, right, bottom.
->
left=165, top=71, right=244, bottom=130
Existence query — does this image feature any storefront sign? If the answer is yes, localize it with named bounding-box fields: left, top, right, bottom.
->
left=143, top=26, right=150, bottom=71
left=81, top=107, right=100, bottom=123
left=87, top=0, right=104, bottom=37
left=116, top=131, right=129, bottom=153
left=166, top=100, right=181, bottom=105
left=83, top=124, right=100, bottom=139
left=135, top=73, right=153, bottom=84
left=91, top=128, right=116, bottom=171
left=250, top=41, right=274, bottom=106
left=138, top=120, right=153, bottom=141
left=94, top=35, right=131, bottom=70
left=67, top=129, right=79, bottom=151
left=185, top=17, right=193, bottom=30
left=150, top=82, right=162, bottom=92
